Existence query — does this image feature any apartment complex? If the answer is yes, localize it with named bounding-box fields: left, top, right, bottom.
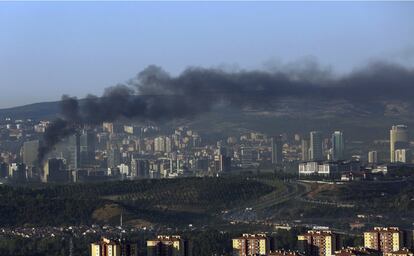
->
left=147, top=235, right=191, bottom=256
left=297, top=230, right=340, bottom=256
left=90, top=237, right=138, bottom=256
left=232, top=233, right=273, bottom=256
left=364, top=227, right=404, bottom=253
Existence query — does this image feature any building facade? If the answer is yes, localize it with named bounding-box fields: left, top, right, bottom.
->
left=310, top=131, right=323, bottom=161
left=232, top=233, right=272, bottom=256
left=147, top=235, right=191, bottom=256
left=22, top=140, right=39, bottom=168
left=271, top=136, right=283, bottom=165
left=331, top=131, right=344, bottom=161
left=299, top=160, right=360, bottom=176
left=269, top=250, right=305, bottom=256
left=384, top=248, right=414, bottom=256
left=90, top=237, right=138, bottom=256
left=334, top=247, right=378, bottom=256
left=394, top=149, right=412, bottom=164
left=390, top=125, right=409, bottom=163
left=301, top=139, right=310, bottom=161
left=297, top=230, right=340, bottom=256
left=368, top=151, right=378, bottom=164
left=364, top=227, right=404, bottom=254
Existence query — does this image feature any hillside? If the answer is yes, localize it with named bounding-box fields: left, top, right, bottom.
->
left=2, top=98, right=414, bottom=141
left=0, top=176, right=277, bottom=227
left=0, top=101, right=60, bottom=120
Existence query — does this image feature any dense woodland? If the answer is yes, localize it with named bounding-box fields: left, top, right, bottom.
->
left=0, top=174, right=412, bottom=254
left=0, top=176, right=274, bottom=226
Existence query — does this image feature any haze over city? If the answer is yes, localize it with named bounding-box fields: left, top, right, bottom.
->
left=2, top=1, right=414, bottom=256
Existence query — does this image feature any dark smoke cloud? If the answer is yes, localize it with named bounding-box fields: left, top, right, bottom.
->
left=38, top=61, right=414, bottom=165
left=38, top=118, right=76, bottom=166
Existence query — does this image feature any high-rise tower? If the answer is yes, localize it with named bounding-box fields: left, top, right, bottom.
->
left=390, top=125, right=409, bottom=163
left=310, top=131, right=323, bottom=161
left=271, top=136, right=283, bottom=164
left=331, top=131, right=344, bottom=161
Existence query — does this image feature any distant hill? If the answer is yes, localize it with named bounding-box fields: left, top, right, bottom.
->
left=0, top=101, right=60, bottom=120
left=2, top=97, right=414, bottom=141
left=0, top=97, right=403, bottom=121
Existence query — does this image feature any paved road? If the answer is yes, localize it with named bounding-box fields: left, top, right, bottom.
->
left=222, top=179, right=308, bottom=221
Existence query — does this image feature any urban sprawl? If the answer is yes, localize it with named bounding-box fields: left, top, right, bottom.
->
left=0, top=118, right=411, bottom=183
left=1, top=119, right=414, bottom=256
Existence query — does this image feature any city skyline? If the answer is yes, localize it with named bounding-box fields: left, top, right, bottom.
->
left=2, top=2, right=414, bottom=255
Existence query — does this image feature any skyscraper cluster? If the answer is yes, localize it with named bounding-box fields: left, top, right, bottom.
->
left=301, top=131, right=344, bottom=162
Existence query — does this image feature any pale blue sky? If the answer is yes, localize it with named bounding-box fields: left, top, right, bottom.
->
left=1, top=1, right=413, bottom=108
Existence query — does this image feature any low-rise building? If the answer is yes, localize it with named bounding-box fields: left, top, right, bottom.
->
left=299, top=160, right=360, bottom=176
left=334, top=247, right=379, bottom=256
left=384, top=248, right=414, bottom=256
left=269, top=250, right=305, bottom=256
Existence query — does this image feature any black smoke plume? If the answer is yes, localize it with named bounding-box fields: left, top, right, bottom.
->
left=38, top=61, right=414, bottom=165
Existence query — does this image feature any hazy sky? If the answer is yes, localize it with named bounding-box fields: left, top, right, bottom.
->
left=1, top=2, right=413, bottom=108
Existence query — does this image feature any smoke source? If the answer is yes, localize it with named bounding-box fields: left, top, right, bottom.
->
left=37, top=61, right=414, bottom=165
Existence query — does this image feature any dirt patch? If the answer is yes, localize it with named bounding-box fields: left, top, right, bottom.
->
left=307, top=183, right=337, bottom=199
left=92, top=203, right=122, bottom=223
